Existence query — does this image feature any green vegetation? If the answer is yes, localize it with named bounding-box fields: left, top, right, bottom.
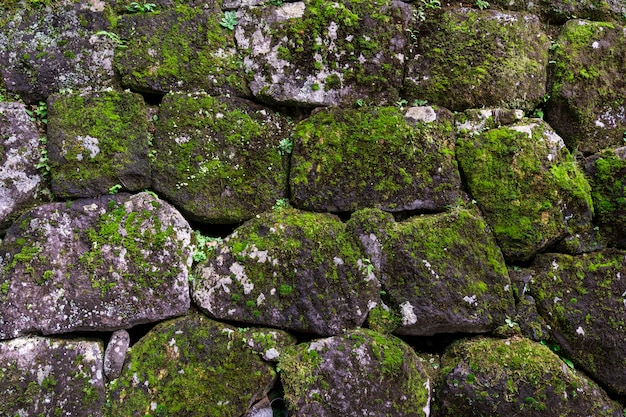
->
left=126, top=2, right=156, bottom=13
left=220, top=11, right=238, bottom=30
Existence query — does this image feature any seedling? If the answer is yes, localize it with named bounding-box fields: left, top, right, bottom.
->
left=220, top=11, right=238, bottom=30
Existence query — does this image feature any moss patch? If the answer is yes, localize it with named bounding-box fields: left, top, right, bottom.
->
left=107, top=311, right=276, bottom=417
left=47, top=90, right=150, bottom=198
left=456, top=120, right=593, bottom=262
left=290, top=106, right=462, bottom=212
left=151, top=92, right=290, bottom=223
left=404, top=8, right=548, bottom=111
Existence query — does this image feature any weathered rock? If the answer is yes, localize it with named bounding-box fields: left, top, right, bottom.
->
left=0, top=192, right=192, bottom=340
left=0, top=336, right=105, bottom=416
left=404, top=8, right=549, bottom=111
left=0, top=1, right=116, bottom=103
left=530, top=250, right=626, bottom=395
left=279, top=329, right=431, bottom=417
left=489, top=0, right=626, bottom=23
left=436, top=336, right=622, bottom=416
left=47, top=90, right=151, bottom=198
left=104, top=329, right=130, bottom=381
left=108, top=311, right=276, bottom=417
left=455, top=108, right=525, bottom=135
left=456, top=118, right=593, bottom=262
left=546, top=20, right=626, bottom=154
left=151, top=92, right=290, bottom=223
left=585, top=147, right=626, bottom=248
left=0, top=102, right=44, bottom=233
left=235, top=0, right=412, bottom=106
left=115, top=3, right=247, bottom=96
left=240, top=327, right=297, bottom=362
left=192, top=207, right=380, bottom=336
left=290, top=106, right=463, bottom=212
left=347, top=207, right=515, bottom=336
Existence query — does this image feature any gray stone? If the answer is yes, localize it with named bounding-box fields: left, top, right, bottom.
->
left=531, top=250, right=626, bottom=395
left=150, top=92, right=290, bottom=223
left=108, top=311, right=277, bottom=416
left=279, top=329, right=431, bottom=417
left=0, top=102, right=44, bottom=233
left=0, top=192, right=192, bottom=340
left=104, top=329, right=130, bottom=381
left=437, top=336, right=622, bottom=416
left=404, top=8, right=549, bottom=111
left=0, top=335, right=105, bottom=417
left=347, top=207, right=515, bottom=336
left=0, top=1, right=116, bottom=103
left=192, top=208, right=380, bottom=336
left=235, top=0, right=412, bottom=106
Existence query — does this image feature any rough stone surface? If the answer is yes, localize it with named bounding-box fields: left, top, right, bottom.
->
left=115, top=3, right=247, bottom=96
left=489, top=0, right=626, bottom=23
left=585, top=147, right=626, bottom=248
left=0, top=102, right=44, bottom=233
left=279, top=329, right=431, bottom=417
left=108, top=311, right=276, bottom=417
left=530, top=250, right=626, bottom=395
left=404, top=8, right=549, bottom=111
left=47, top=90, right=151, bottom=198
left=192, top=207, right=380, bottom=336
left=0, top=1, right=116, bottom=103
left=104, top=329, right=130, bottom=381
left=290, top=106, right=463, bottom=212
left=546, top=19, right=626, bottom=154
left=0, top=192, right=192, bottom=339
left=347, top=207, right=515, bottom=336
left=0, top=336, right=105, bottom=417
left=235, top=0, right=412, bottom=106
left=151, top=92, right=290, bottom=223
left=456, top=118, right=593, bottom=262
left=436, top=336, right=623, bottom=416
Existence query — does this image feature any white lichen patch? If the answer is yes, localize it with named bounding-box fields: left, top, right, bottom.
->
left=405, top=106, right=437, bottom=123
left=576, top=326, right=585, bottom=336
left=400, top=301, right=417, bottom=326
left=76, top=135, right=100, bottom=159
left=510, top=123, right=537, bottom=139
left=264, top=347, right=280, bottom=360
left=463, top=295, right=478, bottom=306
left=229, top=262, right=254, bottom=294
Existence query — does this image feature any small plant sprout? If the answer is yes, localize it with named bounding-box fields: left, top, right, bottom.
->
left=192, top=231, right=223, bottom=263
left=412, top=99, right=428, bottom=106
left=220, top=11, right=238, bottom=30
left=108, top=184, right=123, bottom=194
left=505, top=316, right=517, bottom=328
left=25, top=101, right=47, bottom=125
left=396, top=99, right=408, bottom=109
left=278, top=138, right=293, bottom=155
left=96, top=31, right=128, bottom=49
left=475, top=0, right=489, bottom=10
left=126, top=2, right=157, bottom=13
left=36, top=137, right=50, bottom=176
left=273, top=198, right=290, bottom=210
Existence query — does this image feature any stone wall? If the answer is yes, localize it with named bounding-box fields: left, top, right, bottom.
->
left=1, top=0, right=626, bottom=416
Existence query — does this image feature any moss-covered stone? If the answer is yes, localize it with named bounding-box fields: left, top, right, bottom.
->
left=456, top=119, right=593, bottom=262
left=0, top=192, right=192, bottom=339
left=436, top=336, right=622, bottom=416
left=530, top=250, right=626, bottom=395
left=546, top=19, right=626, bottom=154
left=115, top=3, right=248, bottom=95
left=235, top=0, right=411, bottom=106
left=290, top=105, right=463, bottom=212
left=107, top=310, right=276, bottom=417
left=488, top=0, right=625, bottom=23
left=47, top=90, right=150, bottom=198
left=0, top=102, right=44, bottom=233
left=585, top=147, right=626, bottom=248
left=192, top=207, right=380, bottom=335
left=0, top=0, right=116, bottom=103
left=151, top=92, right=290, bottom=223
left=347, top=206, right=515, bottom=336
left=404, top=7, right=549, bottom=111
left=279, top=328, right=430, bottom=416
left=0, top=336, right=105, bottom=417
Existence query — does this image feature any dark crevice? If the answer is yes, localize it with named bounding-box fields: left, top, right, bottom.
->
left=139, top=91, right=165, bottom=106
left=127, top=321, right=160, bottom=346
left=190, top=220, right=243, bottom=239
left=400, top=332, right=479, bottom=356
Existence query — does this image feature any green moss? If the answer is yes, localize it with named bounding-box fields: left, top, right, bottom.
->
left=456, top=122, right=592, bottom=261
left=406, top=8, right=548, bottom=110
left=109, top=311, right=275, bottom=416
left=151, top=92, right=289, bottom=223
left=116, top=5, right=246, bottom=94
left=48, top=90, right=149, bottom=196
left=290, top=106, right=459, bottom=211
